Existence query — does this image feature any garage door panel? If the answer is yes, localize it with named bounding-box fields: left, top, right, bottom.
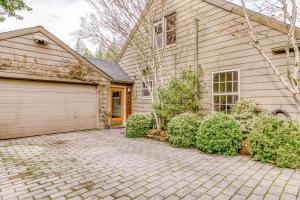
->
left=0, top=79, right=98, bottom=139
left=0, top=116, right=97, bottom=131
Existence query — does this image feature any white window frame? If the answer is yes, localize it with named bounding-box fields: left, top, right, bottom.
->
left=153, top=20, right=164, bottom=50
left=141, top=80, right=153, bottom=99
left=211, top=69, right=240, bottom=113
left=164, top=12, right=176, bottom=47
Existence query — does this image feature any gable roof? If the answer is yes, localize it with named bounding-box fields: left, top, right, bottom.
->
left=0, top=26, right=113, bottom=80
left=86, top=58, right=132, bottom=83
left=117, top=0, right=300, bottom=61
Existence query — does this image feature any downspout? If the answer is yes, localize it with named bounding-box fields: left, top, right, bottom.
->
left=194, top=18, right=199, bottom=68
left=194, top=18, right=200, bottom=102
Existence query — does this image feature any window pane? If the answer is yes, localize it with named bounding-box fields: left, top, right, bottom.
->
left=233, top=95, right=239, bottom=103
left=142, top=90, right=150, bottom=97
left=213, top=74, right=219, bottom=82
left=233, top=71, right=238, bottom=81
left=154, top=34, right=163, bottom=49
left=112, top=91, right=122, bottom=118
left=213, top=83, right=219, bottom=93
left=220, top=82, right=225, bottom=93
left=226, top=72, right=233, bottom=82
left=220, top=73, right=225, bottom=82
left=214, top=95, right=220, bottom=104
left=155, top=23, right=163, bottom=35
left=227, top=95, right=233, bottom=104
left=166, top=14, right=176, bottom=31
left=226, top=81, right=233, bottom=93
left=220, top=95, right=226, bottom=104
left=233, top=81, right=238, bottom=92
left=166, top=30, right=176, bottom=45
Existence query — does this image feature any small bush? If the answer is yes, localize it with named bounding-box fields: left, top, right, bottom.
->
left=196, top=112, right=242, bottom=156
left=125, top=114, right=151, bottom=138
left=167, top=113, right=201, bottom=148
left=248, top=115, right=300, bottom=168
left=230, top=99, right=265, bottom=138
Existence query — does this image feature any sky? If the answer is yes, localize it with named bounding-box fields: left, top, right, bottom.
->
left=0, top=0, right=95, bottom=51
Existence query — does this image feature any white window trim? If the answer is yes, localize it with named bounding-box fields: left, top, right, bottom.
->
left=141, top=80, right=153, bottom=99
left=153, top=20, right=164, bottom=50
left=164, top=12, right=176, bottom=47
left=211, top=69, right=240, bottom=112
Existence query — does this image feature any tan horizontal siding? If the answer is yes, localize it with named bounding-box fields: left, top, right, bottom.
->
left=120, top=0, right=299, bottom=120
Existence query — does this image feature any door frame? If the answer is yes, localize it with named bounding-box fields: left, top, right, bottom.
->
left=110, top=87, right=126, bottom=125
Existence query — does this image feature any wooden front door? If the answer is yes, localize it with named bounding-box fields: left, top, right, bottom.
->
left=110, top=88, right=125, bottom=126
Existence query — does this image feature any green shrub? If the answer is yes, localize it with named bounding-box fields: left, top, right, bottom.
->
left=230, top=99, right=265, bottom=138
left=196, top=112, right=242, bottom=156
left=167, top=113, right=201, bottom=148
left=125, top=114, right=151, bottom=138
left=248, top=115, right=300, bottom=168
left=153, top=65, right=204, bottom=129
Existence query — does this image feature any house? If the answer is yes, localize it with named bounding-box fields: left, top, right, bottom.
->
left=0, top=26, right=132, bottom=139
left=118, top=0, right=300, bottom=123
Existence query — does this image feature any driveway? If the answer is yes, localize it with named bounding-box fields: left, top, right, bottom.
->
left=0, top=129, right=299, bottom=200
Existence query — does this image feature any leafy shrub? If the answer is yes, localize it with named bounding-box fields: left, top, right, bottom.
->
left=153, top=65, right=204, bottom=129
left=196, top=112, right=242, bottom=156
left=230, top=99, right=265, bottom=138
left=167, top=113, right=201, bottom=148
left=248, top=115, right=300, bottom=168
left=125, top=114, right=151, bottom=138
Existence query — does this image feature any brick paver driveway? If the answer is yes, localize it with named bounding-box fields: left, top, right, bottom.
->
left=0, top=129, right=299, bottom=200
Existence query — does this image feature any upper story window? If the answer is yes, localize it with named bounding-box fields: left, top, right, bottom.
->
left=212, top=70, right=239, bottom=113
left=153, top=20, right=163, bottom=50
left=165, top=13, right=176, bottom=46
left=141, top=80, right=153, bottom=98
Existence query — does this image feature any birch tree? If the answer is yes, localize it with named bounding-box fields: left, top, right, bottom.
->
left=80, top=0, right=168, bottom=129
left=235, top=0, right=300, bottom=115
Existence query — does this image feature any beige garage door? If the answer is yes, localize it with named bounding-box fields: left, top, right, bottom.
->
left=0, top=78, right=98, bottom=139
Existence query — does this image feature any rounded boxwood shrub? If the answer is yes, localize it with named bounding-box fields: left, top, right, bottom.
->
left=167, top=113, right=201, bottom=148
left=248, top=115, right=300, bottom=168
left=196, top=112, right=242, bottom=156
left=126, top=114, right=151, bottom=138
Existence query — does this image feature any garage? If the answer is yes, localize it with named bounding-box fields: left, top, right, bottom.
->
left=0, top=26, right=112, bottom=139
left=0, top=79, right=98, bottom=139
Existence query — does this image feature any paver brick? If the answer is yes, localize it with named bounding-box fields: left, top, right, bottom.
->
left=0, top=129, right=299, bottom=200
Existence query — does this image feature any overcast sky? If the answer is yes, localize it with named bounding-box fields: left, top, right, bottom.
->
left=0, top=0, right=95, bottom=51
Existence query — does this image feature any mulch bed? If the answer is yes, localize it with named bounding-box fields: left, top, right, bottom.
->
left=240, top=138, right=250, bottom=156
left=147, top=129, right=168, bottom=142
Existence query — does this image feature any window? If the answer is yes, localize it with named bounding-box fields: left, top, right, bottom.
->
left=153, top=20, right=163, bottom=50
left=141, top=80, right=153, bottom=98
left=212, top=70, right=239, bottom=113
left=165, top=13, right=176, bottom=46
